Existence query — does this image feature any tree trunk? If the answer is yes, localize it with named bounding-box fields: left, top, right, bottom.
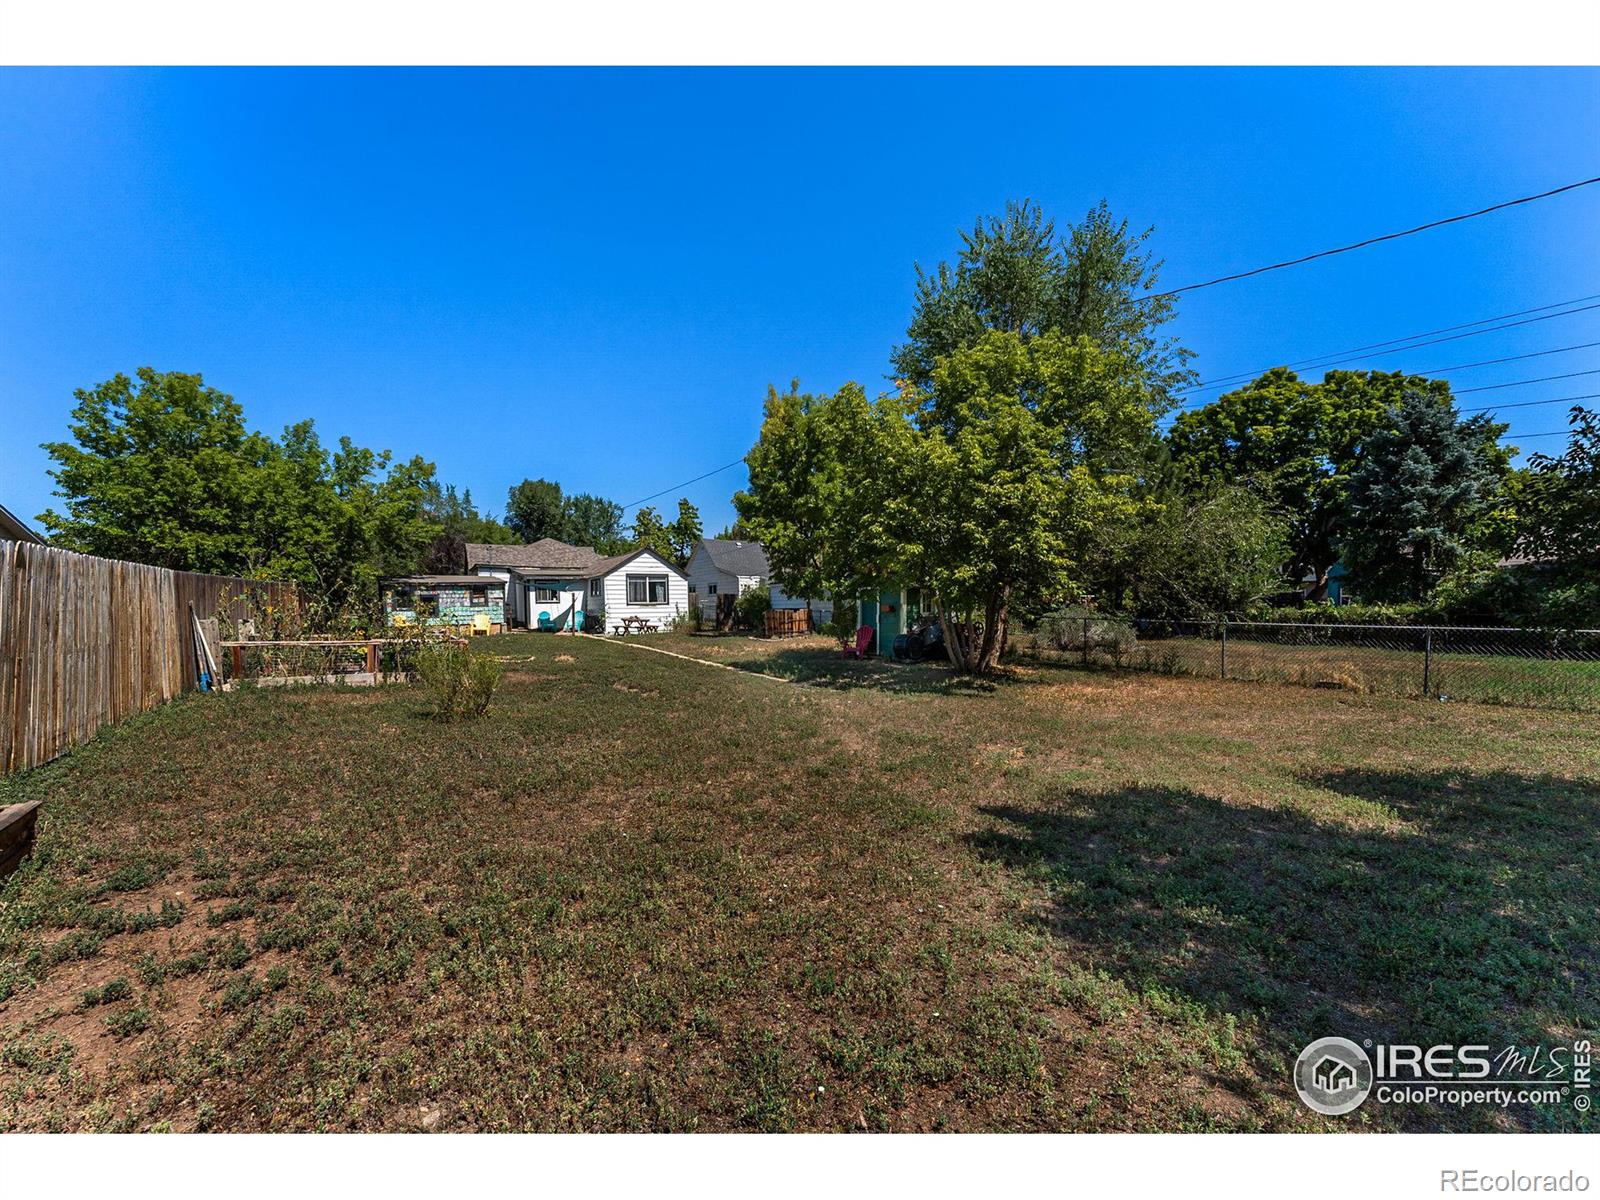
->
left=977, top=585, right=1011, bottom=675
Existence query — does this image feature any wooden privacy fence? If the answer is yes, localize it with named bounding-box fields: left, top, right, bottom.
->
left=763, top=607, right=813, bottom=638
left=0, top=539, right=296, bottom=774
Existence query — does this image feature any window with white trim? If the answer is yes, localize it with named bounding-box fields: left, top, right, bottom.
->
left=626, top=574, right=668, bottom=605
left=589, top=578, right=602, bottom=597
left=706, top=582, right=718, bottom=595
left=532, top=580, right=560, bottom=603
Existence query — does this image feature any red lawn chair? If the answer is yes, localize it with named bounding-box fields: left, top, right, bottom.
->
left=842, top=624, right=873, bottom=659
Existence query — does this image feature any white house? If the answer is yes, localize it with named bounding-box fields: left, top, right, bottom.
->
left=685, top=537, right=832, bottom=623
left=684, top=538, right=770, bottom=605
left=466, top=538, right=688, bottom=633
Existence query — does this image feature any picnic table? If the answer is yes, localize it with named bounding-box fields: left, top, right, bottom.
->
left=613, top=615, right=659, bottom=635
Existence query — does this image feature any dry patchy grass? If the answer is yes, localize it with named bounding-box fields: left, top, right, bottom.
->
left=1, top=633, right=1595, bottom=1132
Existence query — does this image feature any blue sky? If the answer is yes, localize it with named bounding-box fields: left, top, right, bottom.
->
left=3, top=67, right=1598, bottom=536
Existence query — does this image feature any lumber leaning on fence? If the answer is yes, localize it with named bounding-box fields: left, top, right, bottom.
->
left=0, top=539, right=297, bottom=775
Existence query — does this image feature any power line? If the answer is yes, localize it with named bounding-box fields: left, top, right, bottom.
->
left=620, top=457, right=746, bottom=513
left=1171, top=341, right=1600, bottom=412
left=1177, top=293, right=1600, bottom=395
left=1502, top=430, right=1577, bottom=441
left=1149, top=175, right=1600, bottom=301
left=1461, top=391, right=1600, bottom=414
left=622, top=181, right=1600, bottom=508
left=1173, top=302, right=1600, bottom=398
left=1454, top=369, right=1600, bottom=395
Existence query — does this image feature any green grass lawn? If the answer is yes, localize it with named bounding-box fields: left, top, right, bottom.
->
left=2, top=631, right=1595, bottom=1132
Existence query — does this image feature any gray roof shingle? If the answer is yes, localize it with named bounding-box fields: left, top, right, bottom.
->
left=466, top=538, right=605, bottom=573
left=697, top=538, right=769, bottom=578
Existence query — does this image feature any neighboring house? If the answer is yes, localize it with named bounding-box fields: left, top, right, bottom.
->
left=769, top=579, right=833, bottom=624
left=684, top=538, right=769, bottom=611
left=466, top=538, right=688, bottom=633
left=381, top=575, right=506, bottom=635
left=0, top=503, right=45, bottom=545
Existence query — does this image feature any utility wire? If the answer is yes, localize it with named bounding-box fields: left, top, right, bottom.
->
left=1172, top=302, right=1600, bottom=398
left=1454, top=369, right=1600, bottom=394
left=1177, top=293, right=1600, bottom=395
left=1461, top=391, right=1600, bottom=414
left=1171, top=341, right=1600, bottom=412
left=1148, top=176, right=1600, bottom=301
left=623, top=180, right=1600, bottom=507
left=621, top=457, right=747, bottom=513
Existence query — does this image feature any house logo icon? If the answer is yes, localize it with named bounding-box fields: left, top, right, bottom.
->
left=1294, top=1037, right=1374, bottom=1115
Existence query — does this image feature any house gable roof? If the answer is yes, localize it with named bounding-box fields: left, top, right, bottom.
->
left=696, top=538, right=769, bottom=578
left=590, top=547, right=687, bottom=579
left=0, top=503, right=45, bottom=545
left=466, top=538, right=605, bottom=573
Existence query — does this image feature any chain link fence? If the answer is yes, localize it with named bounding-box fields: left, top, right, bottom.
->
left=1018, top=616, right=1600, bottom=711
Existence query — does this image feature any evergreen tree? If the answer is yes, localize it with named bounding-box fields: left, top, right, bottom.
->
left=1340, top=391, right=1509, bottom=601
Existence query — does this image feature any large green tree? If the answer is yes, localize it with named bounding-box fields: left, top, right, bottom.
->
left=504, top=478, right=567, bottom=542
left=40, top=368, right=444, bottom=612
left=562, top=492, right=627, bottom=554
left=1340, top=390, right=1510, bottom=602
left=1167, top=368, right=1432, bottom=595
left=894, top=330, right=1163, bottom=671
left=628, top=506, right=675, bottom=562
left=1516, top=406, right=1600, bottom=577
left=891, top=199, right=1192, bottom=403
left=418, top=483, right=517, bottom=573
left=736, top=381, right=901, bottom=620
left=40, top=368, right=273, bottom=571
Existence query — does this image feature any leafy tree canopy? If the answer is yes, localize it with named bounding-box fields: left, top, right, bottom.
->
left=891, top=199, right=1193, bottom=404
left=39, top=368, right=445, bottom=612
left=1167, top=368, right=1448, bottom=591
left=1516, top=406, right=1600, bottom=578
left=505, top=478, right=567, bottom=542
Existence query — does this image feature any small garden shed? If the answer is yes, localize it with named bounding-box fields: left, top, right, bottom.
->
left=381, top=575, right=506, bottom=635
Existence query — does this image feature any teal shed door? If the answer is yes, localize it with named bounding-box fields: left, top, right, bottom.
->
left=875, top=590, right=901, bottom=653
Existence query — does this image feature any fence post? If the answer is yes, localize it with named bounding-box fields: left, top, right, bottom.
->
left=1422, top=628, right=1432, bottom=697
left=366, top=641, right=379, bottom=674
left=1081, top=617, right=1090, bottom=667
left=1220, top=617, right=1228, bottom=680
left=231, top=644, right=245, bottom=681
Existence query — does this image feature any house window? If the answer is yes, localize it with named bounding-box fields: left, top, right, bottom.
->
left=469, top=587, right=488, bottom=607
left=533, top=580, right=560, bottom=603
left=627, top=574, right=668, bottom=605
left=706, top=583, right=718, bottom=596
left=416, top=592, right=440, bottom=614
left=589, top=578, right=601, bottom=597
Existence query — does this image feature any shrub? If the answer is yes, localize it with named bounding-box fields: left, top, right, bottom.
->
left=1031, top=607, right=1137, bottom=656
left=415, top=641, right=503, bottom=721
left=818, top=599, right=859, bottom=647
left=734, top=587, right=771, bottom=631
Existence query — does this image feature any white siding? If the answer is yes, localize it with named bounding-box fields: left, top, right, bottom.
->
left=599, top=551, right=688, bottom=633
left=683, top=546, right=736, bottom=598
left=770, top=581, right=833, bottom=622
left=735, top=574, right=765, bottom=594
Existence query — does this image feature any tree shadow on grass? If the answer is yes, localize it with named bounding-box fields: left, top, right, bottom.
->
left=967, top=772, right=1599, bottom=1068
left=719, top=646, right=1002, bottom=696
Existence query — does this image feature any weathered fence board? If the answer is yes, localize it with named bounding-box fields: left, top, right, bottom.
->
left=0, top=540, right=296, bottom=774
left=764, top=607, right=813, bottom=638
